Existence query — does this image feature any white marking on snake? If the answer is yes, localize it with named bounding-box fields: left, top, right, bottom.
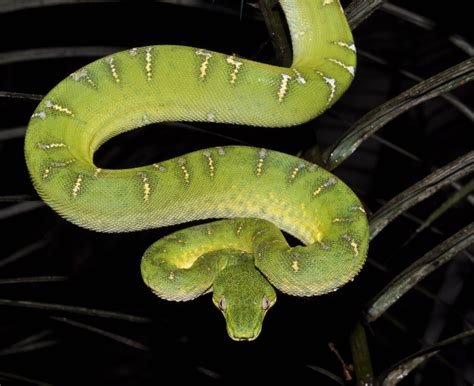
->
left=207, top=112, right=216, bottom=122
left=349, top=205, right=366, bottom=214
left=321, top=242, right=331, bottom=251
left=203, top=151, right=215, bottom=177
left=289, top=162, right=306, bottom=183
left=70, top=68, right=96, bottom=87
left=342, top=234, right=359, bottom=256
left=336, top=41, right=356, bottom=52
left=129, top=48, right=138, bottom=56
left=291, top=260, right=300, bottom=272
left=72, top=175, right=83, bottom=197
left=139, top=172, right=151, bottom=201
left=37, top=143, right=67, bottom=150
left=256, top=148, right=267, bottom=177
left=295, top=30, right=306, bottom=39
left=277, top=74, right=292, bottom=103
left=316, top=71, right=337, bottom=105
left=292, top=69, right=306, bottom=84
left=45, top=100, right=74, bottom=117
left=42, top=160, right=75, bottom=179
left=178, top=158, right=190, bottom=184
left=93, top=168, right=102, bottom=178
left=332, top=217, right=354, bottom=223
left=216, top=147, right=226, bottom=156
left=328, top=58, right=355, bottom=76
left=168, top=272, right=175, bottom=280
left=142, top=114, right=151, bottom=125
left=42, top=167, right=51, bottom=179
left=323, top=0, right=334, bottom=5
left=252, top=229, right=267, bottom=242
left=195, top=49, right=213, bottom=80
left=152, top=163, right=166, bottom=171
left=145, top=47, right=153, bottom=81
left=31, top=111, right=46, bottom=120
left=105, top=57, right=120, bottom=83
left=226, top=55, right=244, bottom=85
left=313, top=178, right=337, bottom=196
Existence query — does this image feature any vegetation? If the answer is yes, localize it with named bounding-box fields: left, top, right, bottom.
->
left=0, top=0, right=472, bottom=384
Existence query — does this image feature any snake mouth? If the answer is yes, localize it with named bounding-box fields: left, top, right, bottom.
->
left=230, top=335, right=258, bottom=342
left=227, top=326, right=261, bottom=342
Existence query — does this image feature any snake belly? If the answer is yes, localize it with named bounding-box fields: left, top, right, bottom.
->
left=24, top=0, right=368, bottom=340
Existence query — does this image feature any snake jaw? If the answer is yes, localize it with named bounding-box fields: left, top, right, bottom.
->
left=222, top=307, right=264, bottom=342
left=227, top=328, right=260, bottom=342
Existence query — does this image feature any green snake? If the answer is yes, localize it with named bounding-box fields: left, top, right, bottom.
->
left=24, top=0, right=369, bottom=341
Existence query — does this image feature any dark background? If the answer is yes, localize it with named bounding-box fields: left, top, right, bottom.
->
left=0, top=1, right=472, bottom=385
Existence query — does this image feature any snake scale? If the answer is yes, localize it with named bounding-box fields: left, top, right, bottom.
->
left=24, top=0, right=369, bottom=341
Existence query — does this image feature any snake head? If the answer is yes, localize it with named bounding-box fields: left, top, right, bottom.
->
left=212, top=262, right=276, bottom=341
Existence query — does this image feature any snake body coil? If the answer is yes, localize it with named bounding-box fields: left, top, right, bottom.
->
left=25, top=0, right=369, bottom=340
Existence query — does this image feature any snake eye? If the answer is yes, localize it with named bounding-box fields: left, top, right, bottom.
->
left=218, top=296, right=227, bottom=311
left=262, top=296, right=272, bottom=310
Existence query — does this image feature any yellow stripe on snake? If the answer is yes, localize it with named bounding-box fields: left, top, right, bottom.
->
left=24, top=0, right=369, bottom=341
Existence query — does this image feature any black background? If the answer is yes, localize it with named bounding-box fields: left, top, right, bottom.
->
left=0, top=1, right=472, bottom=385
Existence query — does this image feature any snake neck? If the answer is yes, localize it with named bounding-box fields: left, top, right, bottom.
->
left=280, top=0, right=355, bottom=69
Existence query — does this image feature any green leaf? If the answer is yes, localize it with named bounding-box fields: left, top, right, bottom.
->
left=50, top=316, right=149, bottom=351
left=345, top=0, right=387, bottom=30
left=350, top=322, right=374, bottom=386
left=415, top=179, right=474, bottom=235
left=0, top=299, right=150, bottom=323
left=258, top=0, right=292, bottom=67
left=377, top=329, right=474, bottom=386
left=369, top=151, right=473, bottom=240
left=323, top=59, right=474, bottom=170
left=366, top=223, right=474, bottom=322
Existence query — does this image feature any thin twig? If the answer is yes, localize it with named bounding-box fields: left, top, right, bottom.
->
left=0, top=46, right=121, bottom=65
left=306, top=365, right=345, bottom=385
left=329, top=342, right=353, bottom=381
left=0, top=194, right=36, bottom=202
left=0, top=371, right=52, bottom=386
left=0, top=127, right=26, bottom=140
left=0, top=239, right=49, bottom=268
left=51, top=316, right=150, bottom=351
left=0, top=91, right=43, bottom=100
left=0, top=201, right=45, bottom=220
left=0, top=299, right=150, bottom=323
left=0, top=276, right=68, bottom=285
